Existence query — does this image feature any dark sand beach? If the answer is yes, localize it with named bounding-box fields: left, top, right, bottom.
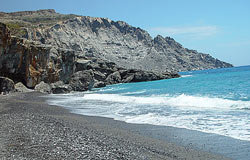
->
left=0, top=92, right=231, bottom=159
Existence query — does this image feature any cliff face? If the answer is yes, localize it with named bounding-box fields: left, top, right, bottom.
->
left=0, top=22, right=178, bottom=92
left=0, top=22, right=50, bottom=87
left=0, top=9, right=233, bottom=73
left=0, top=9, right=233, bottom=92
left=0, top=22, right=80, bottom=88
left=26, top=15, right=232, bottom=72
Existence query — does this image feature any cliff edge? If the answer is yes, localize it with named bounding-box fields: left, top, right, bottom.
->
left=0, top=9, right=233, bottom=73
left=0, top=21, right=179, bottom=93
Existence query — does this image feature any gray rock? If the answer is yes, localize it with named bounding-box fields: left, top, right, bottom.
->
left=122, top=74, right=134, bottom=83
left=105, top=71, right=121, bottom=85
left=51, top=81, right=72, bottom=94
left=58, top=49, right=76, bottom=83
left=0, top=10, right=233, bottom=94
left=93, top=81, right=106, bottom=88
left=75, top=59, right=91, bottom=72
left=15, top=82, right=32, bottom=92
left=119, top=69, right=180, bottom=83
left=0, top=77, right=14, bottom=94
left=69, top=70, right=94, bottom=91
left=93, top=70, right=106, bottom=81
left=29, top=15, right=232, bottom=72
left=34, top=81, right=52, bottom=93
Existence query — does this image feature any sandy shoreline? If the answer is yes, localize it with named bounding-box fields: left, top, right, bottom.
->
left=0, top=92, right=230, bottom=159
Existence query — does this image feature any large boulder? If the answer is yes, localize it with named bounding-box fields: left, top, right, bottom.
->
left=93, top=80, right=106, bottom=88
left=69, top=70, right=94, bottom=91
left=75, top=59, right=91, bottom=72
left=93, top=70, right=106, bottom=81
left=51, top=81, right=72, bottom=94
left=34, top=81, right=52, bottom=93
left=122, top=74, right=135, bottom=83
left=105, top=71, right=121, bottom=85
left=0, top=77, right=14, bottom=94
left=15, top=82, right=32, bottom=92
left=119, top=69, right=179, bottom=83
left=132, top=70, right=161, bottom=82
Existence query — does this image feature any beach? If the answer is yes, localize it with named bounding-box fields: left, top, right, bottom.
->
left=0, top=92, right=230, bottom=160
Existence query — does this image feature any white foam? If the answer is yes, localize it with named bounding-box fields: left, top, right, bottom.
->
left=96, top=86, right=126, bottom=92
left=82, top=93, right=168, bottom=105
left=81, top=93, right=250, bottom=110
left=123, top=113, right=250, bottom=141
left=121, top=90, right=147, bottom=95
left=47, top=93, right=250, bottom=141
left=181, top=75, right=193, bottom=78
left=165, top=94, right=250, bottom=110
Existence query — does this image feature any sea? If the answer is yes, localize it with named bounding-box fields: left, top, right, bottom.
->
left=48, top=65, right=250, bottom=159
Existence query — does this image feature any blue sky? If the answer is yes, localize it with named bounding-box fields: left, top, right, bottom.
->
left=1, top=0, right=250, bottom=66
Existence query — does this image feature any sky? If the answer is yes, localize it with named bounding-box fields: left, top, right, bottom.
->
left=1, top=0, right=250, bottom=66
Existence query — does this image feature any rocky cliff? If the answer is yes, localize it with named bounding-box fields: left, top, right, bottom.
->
left=0, top=22, right=52, bottom=88
left=0, top=9, right=232, bottom=73
left=0, top=9, right=233, bottom=93
left=0, top=22, right=178, bottom=93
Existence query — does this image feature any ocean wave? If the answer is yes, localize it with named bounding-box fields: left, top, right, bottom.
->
left=81, top=93, right=250, bottom=110
left=121, top=90, right=147, bottom=95
left=48, top=92, right=250, bottom=141
left=181, top=75, right=193, bottom=78
left=96, top=86, right=126, bottom=92
left=123, top=113, right=250, bottom=141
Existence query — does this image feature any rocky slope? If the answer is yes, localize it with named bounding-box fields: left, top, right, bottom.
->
left=0, top=9, right=233, bottom=93
left=41, top=17, right=233, bottom=72
left=0, top=22, right=178, bottom=94
left=0, top=9, right=232, bottom=73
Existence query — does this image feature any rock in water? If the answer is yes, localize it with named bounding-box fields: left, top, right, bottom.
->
left=93, top=81, right=106, bottom=88
left=0, top=77, right=14, bottom=94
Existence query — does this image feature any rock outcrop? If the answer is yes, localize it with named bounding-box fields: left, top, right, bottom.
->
left=0, top=9, right=233, bottom=94
left=34, top=81, right=52, bottom=93
left=50, top=81, right=72, bottom=94
left=0, top=21, right=179, bottom=93
left=0, top=10, right=232, bottom=73
left=0, top=76, right=14, bottom=94
left=69, top=70, right=94, bottom=91
left=0, top=22, right=52, bottom=88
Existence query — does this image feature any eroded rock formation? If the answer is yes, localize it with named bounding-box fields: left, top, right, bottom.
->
left=0, top=10, right=233, bottom=73
left=0, top=22, right=179, bottom=93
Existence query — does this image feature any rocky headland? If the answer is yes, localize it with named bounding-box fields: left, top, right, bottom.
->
left=0, top=9, right=232, bottom=94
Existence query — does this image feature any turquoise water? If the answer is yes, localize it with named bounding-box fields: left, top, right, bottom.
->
left=49, top=65, right=250, bottom=141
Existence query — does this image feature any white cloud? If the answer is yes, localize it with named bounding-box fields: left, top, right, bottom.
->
left=149, top=26, right=218, bottom=39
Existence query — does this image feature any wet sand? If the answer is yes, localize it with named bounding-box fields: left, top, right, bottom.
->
left=0, top=92, right=230, bottom=159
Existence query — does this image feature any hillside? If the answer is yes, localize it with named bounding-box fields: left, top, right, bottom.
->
left=0, top=21, right=178, bottom=92
left=0, top=9, right=233, bottom=73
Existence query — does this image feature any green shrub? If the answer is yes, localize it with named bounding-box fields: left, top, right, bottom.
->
left=6, top=22, right=26, bottom=37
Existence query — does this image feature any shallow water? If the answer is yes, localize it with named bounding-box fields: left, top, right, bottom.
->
left=49, top=65, right=250, bottom=142
left=48, top=66, right=250, bottom=159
